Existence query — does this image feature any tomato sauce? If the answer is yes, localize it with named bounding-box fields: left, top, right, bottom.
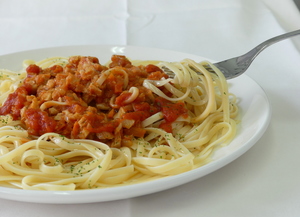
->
left=155, top=97, right=188, bottom=122
left=0, top=55, right=188, bottom=147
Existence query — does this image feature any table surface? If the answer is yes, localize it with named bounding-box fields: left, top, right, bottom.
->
left=1, top=0, right=300, bottom=216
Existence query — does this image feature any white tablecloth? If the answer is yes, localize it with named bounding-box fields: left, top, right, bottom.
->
left=1, top=0, right=300, bottom=216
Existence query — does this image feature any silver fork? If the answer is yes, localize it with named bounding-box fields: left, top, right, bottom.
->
left=167, top=29, right=300, bottom=80
left=207, top=29, right=300, bottom=79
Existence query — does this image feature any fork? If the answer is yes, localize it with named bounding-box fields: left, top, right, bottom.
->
left=206, top=29, right=300, bottom=79
left=166, top=29, right=300, bottom=80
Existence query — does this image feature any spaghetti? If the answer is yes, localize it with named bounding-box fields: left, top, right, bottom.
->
left=0, top=55, right=238, bottom=190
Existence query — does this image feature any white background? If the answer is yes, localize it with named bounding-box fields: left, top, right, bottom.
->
left=1, top=0, right=300, bottom=216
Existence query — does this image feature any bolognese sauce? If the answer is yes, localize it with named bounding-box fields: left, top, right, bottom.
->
left=0, top=55, right=188, bottom=148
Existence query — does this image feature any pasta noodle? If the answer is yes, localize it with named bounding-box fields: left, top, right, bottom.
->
left=0, top=55, right=238, bottom=190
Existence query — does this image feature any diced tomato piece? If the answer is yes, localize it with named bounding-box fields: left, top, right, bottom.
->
left=23, top=108, right=56, bottom=135
left=26, top=64, right=40, bottom=74
left=133, top=102, right=150, bottom=111
left=115, top=92, right=132, bottom=107
left=122, top=111, right=150, bottom=122
left=67, top=104, right=86, bottom=114
left=155, top=97, right=188, bottom=122
left=107, top=109, right=116, bottom=118
left=49, top=65, right=63, bottom=74
left=145, top=64, right=163, bottom=73
left=109, top=55, right=132, bottom=68
left=106, top=70, right=125, bottom=93
left=0, top=87, right=28, bottom=119
left=147, top=71, right=168, bottom=80
left=71, top=121, right=81, bottom=137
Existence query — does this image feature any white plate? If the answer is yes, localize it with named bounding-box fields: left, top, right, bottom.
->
left=0, top=45, right=271, bottom=204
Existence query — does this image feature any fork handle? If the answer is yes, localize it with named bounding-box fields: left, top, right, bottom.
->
left=246, top=29, right=300, bottom=61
